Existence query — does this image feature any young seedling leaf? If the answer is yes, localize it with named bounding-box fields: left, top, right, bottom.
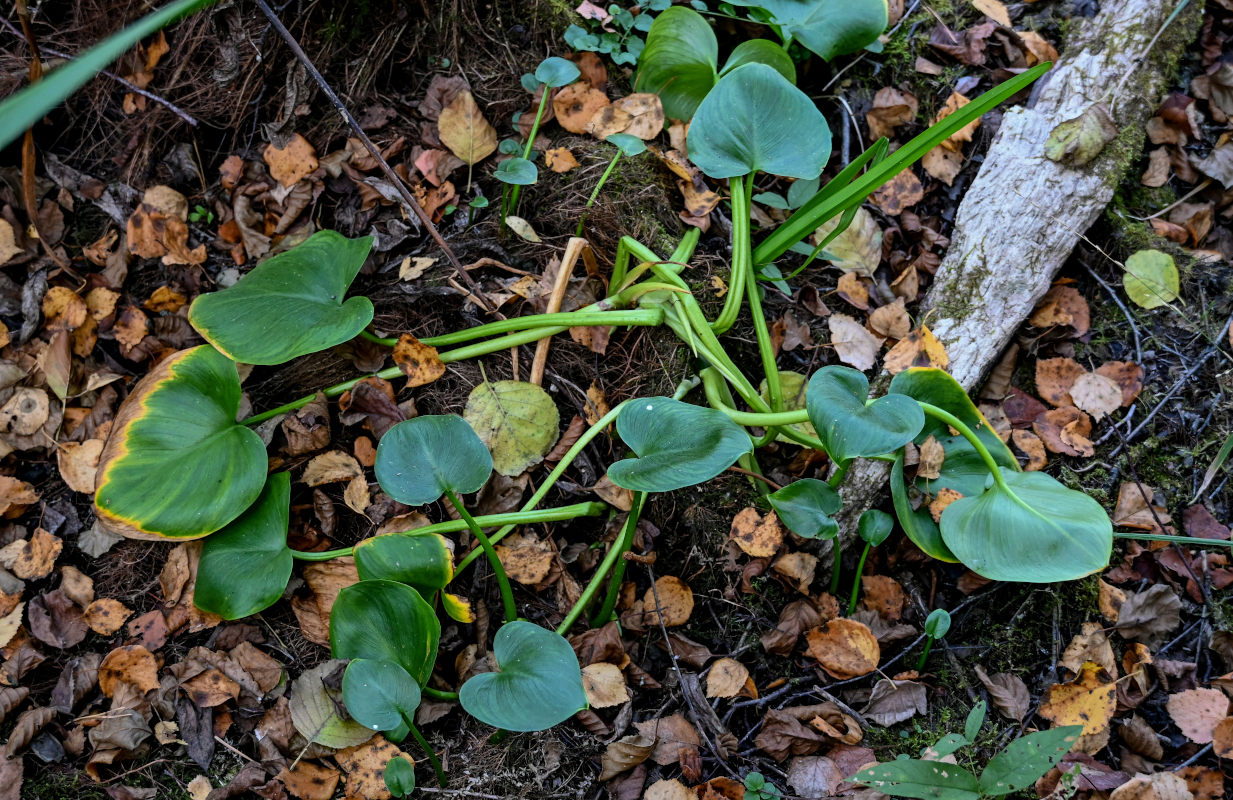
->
left=857, top=509, right=893, bottom=546
left=806, top=366, right=924, bottom=462
left=375, top=415, right=492, bottom=506
left=534, top=56, right=581, bottom=88
left=342, top=658, right=422, bottom=733
left=494, top=157, right=538, bottom=185
left=925, top=608, right=952, bottom=639
left=608, top=398, right=752, bottom=492
left=384, top=757, right=416, bottom=797
left=606, top=133, right=647, bottom=157
left=195, top=472, right=293, bottom=619
left=725, top=0, right=887, bottom=61
left=459, top=621, right=588, bottom=731
left=636, top=6, right=718, bottom=120
left=189, top=230, right=374, bottom=365
left=463, top=381, right=560, bottom=477
left=687, top=63, right=830, bottom=179
left=941, top=470, right=1113, bottom=583
left=330, top=580, right=440, bottom=685
left=888, top=367, right=1019, bottom=497
left=851, top=758, right=981, bottom=800
left=766, top=479, right=840, bottom=539
left=353, top=532, right=455, bottom=592
left=93, top=345, right=267, bottom=540
left=964, top=701, right=986, bottom=743
left=978, top=726, right=1082, bottom=796
left=891, top=453, right=957, bottom=561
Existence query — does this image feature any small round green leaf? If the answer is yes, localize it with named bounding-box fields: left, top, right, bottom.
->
left=353, top=532, right=455, bottom=591
left=940, top=470, right=1113, bottom=583
left=330, top=580, right=440, bottom=685
left=806, top=366, right=924, bottom=462
left=93, top=345, right=267, bottom=540
left=494, top=157, right=538, bottom=185
left=608, top=397, right=752, bottom=492
left=635, top=6, right=719, bottom=120
left=725, top=0, right=887, bottom=61
left=924, top=608, right=951, bottom=639
left=342, top=658, right=422, bottom=733
left=463, top=381, right=560, bottom=477
left=857, top=508, right=893, bottom=547
left=459, top=621, right=588, bottom=732
left=535, top=56, right=581, bottom=88
left=189, top=230, right=374, bottom=365
left=766, top=479, right=840, bottom=539
left=687, top=63, right=830, bottom=179
left=1122, top=249, right=1179, bottom=309
left=195, top=472, right=293, bottom=619
left=607, top=133, right=647, bottom=157
left=384, top=757, right=416, bottom=797
left=289, top=660, right=376, bottom=749
left=375, top=416, right=492, bottom=506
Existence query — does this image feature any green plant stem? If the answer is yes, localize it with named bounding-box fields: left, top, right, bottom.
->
left=712, top=176, right=751, bottom=335
left=445, top=490, right=517, bottom=624
left=847, top=543, right=870, bottom=616
left=916, top=402, right=1010, bottom=491
left=421, top=686, right=459, bottom=701
left=553, top=490, right=645, bottom=633
left=828, top=460, right=850, bottom=488
left=829, top=539, right=843, bottom=596
left=738, top=174, right=782, bottom=413
left=827, top=460, right=851, bottom=596
left=407, top=721, right=447, bottom=788
left=288, top=503, right=606, bottom=561
left=916, top=637, right=934, bottom=672
left=698, top=369, right=825, bottom=451
left=506, top=85, right=553, bottom=219
left=364, top=308, right=663, bottom=348
left=1113, top=532, right=1233, bottom=548
left=577, top=151, right=622, bottom=236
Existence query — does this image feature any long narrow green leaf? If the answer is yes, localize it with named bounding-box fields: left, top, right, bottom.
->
left=0, top=0, right=218, bottom=151
left=753, top=62, right=1051, bottom=265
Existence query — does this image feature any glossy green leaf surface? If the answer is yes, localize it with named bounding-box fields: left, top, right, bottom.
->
left=342, top=658, right=422, bottom=733
left=726, top=0, right=887, bottom=61
left=857, top=509, right=893, bottom=547
left=767, top=479, right=839, bottom=539
left=459, top=621, right=588, bottom=732
left=189, top=231, right=374, bottom=365
left=806, top=366, right=924, bottom=462
left=924, top=608, right=951, bottom=639
left=353, top=532, right=455, bottom=592
left=719, top=39, right=795, bottom=83
left=94, top=345, right=266, bottom=540
left=940, top=470, right=1113, bottom=583
left=891, top=451, right=956, bottom=561
left=195, top=472, right=293, bottom=619
left=636, top=6, right=718, bottom=120
left=979, top=726, right=1082, bottom=796
left=889, top=368, right=1018, bottom=497
left=330, top=580, right=440, bottom=685
left=375, top=416, right=493, bottom=506
left=608, top=398, right=752, bottom=492
left=852, top=759, right=981, bottom=800
left=535, top=56, right=581, bottom=87
left=687, top=63, right=830, bottom=179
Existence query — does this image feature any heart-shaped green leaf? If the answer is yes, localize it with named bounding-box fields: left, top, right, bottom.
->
left=190, top=231, right=373, bottom=365
left=940, top=470, right=1113, bottom=583
left=687, top=63, right=830, bottom=179
left=353, top=532, right=455, bottom=592
left=494, top=157, right=538, bottom=185
left=384, top=758, right=416, bottom=797
left=195, top=472, right=292, bottom=619
left=342, top=658, right=422, bottom=733
left=375, top=415, right=492, bottom=506
left=94, top=345, right=267, bottom=540
left=330, top=580, right=440, bottom=685
left=726, top=0, right=887, bottom=61
left=607, top=133, right=647, bottom=157
left=891, top=452, right=956, bottom=562
left=924, top=608, right=951, bottom=639
left=888, top=368, right=1018, bottom=497
left=806, top=366, right=924, bottom=462
left=766, top=479, right=839, bottom=539
left=535, top=56, right=581, bottom=88
left=857, top=509, right=893, bottom=546
left=608, top=398, right=752, bottom=492
left=459, top=621, right=587, bottom=732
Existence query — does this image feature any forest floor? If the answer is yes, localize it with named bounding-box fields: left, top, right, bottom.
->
left=1, top=0, right=1232, bottom=799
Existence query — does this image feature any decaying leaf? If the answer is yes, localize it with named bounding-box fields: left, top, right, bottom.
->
left=1167, top=688, right=1229, bottom=744
left=392, top=334, right=446, bottom=387
left=806, top=619, right=880, bottom=680
left=974, top=664, right=1030, bottom=721
left=1039, top=662, right=1116, bottom=737
left=640, top=576, right=694, bottom=628
left=828, top=313, right=883, bottom=371
left=730, top=507, right=783, bottom=558
left=582, top=661, right=629, bottom=708
left=706, top=658, right=751, bottom=699
left=463, top=380, right=560, bottom=476
left=1044, top=103, right=1119, bottom=167
left=437, top=90, right=498, bottom=165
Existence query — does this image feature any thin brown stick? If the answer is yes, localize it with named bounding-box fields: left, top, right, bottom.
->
left=529, top=237, right=588, bottom=386
left=254, top=0, right=497, bottom=314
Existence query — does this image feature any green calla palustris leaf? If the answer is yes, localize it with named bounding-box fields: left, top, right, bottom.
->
left=687, top=63, right=830, bottom=179
left=766, top=479, right=839, bottom=539
left=940, top=469, right=1113, bottom=583
left=857, top=508, right=893, bottom=547
left=463, top=381, right=559, bottom=477
left=891, top=451, right=956, bottom=562
left=888, top=367, right=1018, bottom=497
left=719, top=39, right=796, bottom=84
left=534, top=56, right=581, bottom=88
left=459, top=621, right=588, bottom=732
left=608, top=397, right=752, bottom=492
left=93, top=345, right=267, bottom=540
left=195, top=472, right=293, bottom=619
left=188, top=230, right=374, bottom=365
left=375, top=415, right=492, bottom=506
left=635, top=6, right=718, bottom=121
left=726, top=0, right=888, bottom=61
left=979, top=726, right=1082, bottom=796
left=806, top=366, right=924, bottom=463
left=330, top=580, right=440, bottom=686
left=288, top=660, right=375, bottom=749
left=924, top=608, right=951, bottom=639
left=384, top=757, right=416, bottom=797
left=342, top=658, right=422, bottom=734
left=353, top=532, right=455, bottom=592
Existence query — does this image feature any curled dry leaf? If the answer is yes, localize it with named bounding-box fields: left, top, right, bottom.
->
left=772, top=551, right=817, bottom=595
left=1061, top=622, right=1117, bottom=676
left=599, top=733, right=655, bottom=781
left=861, top=678, right=927, bottom=726
left=302, top=451, right=364, bottom=486
left=1117, top=584, right=1182, bottom=647
left=581, top=661, right=630, bottom=708
left=883, top=326, right=948, bottom=374
left=392, top=334, right=446, bottom=387
left=1167, top=687, right=1230, bottom=744
left=1011, top=429, right=1048, bottom=471
left=828, top=313, right=883, bottom=371
left=1032, top=406, right=1095, bottom=457
left=634, top=713, right=701, bottom=766
left=861, top=575, right=907, bottom=622
left=1035, top=357, right=1085, bottom=407
left=1029, top=285, right=1091, bottom=335
left=10, top=528, right=62, bottom=580
left=973, top=664, right=1030, bottom=721
left=57, top=439, right=104, bottom=494
left=1113, top=482, right=1171, bottom=533
left=1108, top=771, right=1195, bottom=800
left=806, top=618, right=880, bottom=679
left=4, top=706, right=54, bottom=758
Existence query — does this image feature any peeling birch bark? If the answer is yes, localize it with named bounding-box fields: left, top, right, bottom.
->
left=824, top=0, right=1200, bottom=562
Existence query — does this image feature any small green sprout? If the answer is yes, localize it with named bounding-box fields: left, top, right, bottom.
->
left=917, top=608, right=952, bottom=672
left=847, top=508, right=893, bottom=616
left=577, top=133, right=647, bottom=236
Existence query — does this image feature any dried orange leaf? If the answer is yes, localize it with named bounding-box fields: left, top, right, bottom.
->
left=806, top=619, right=880, bottom=680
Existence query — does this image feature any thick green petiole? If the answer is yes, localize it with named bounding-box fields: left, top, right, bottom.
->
left=916, top=636, right=935, bottom=672
left=917, top=403, right=1009, bottom=492
left=734, top=174, right=782, bottom=413
left=847, top=542, right=871, bottom=616
left=446, top=489, right=517, bottom=624
left=407, top=721, right=447, bottom=788
left=586, top=491, right=647, bottom=629
left=364, top=308, right=664, bottom=349
left=576, top=151, right=622, bottom=237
